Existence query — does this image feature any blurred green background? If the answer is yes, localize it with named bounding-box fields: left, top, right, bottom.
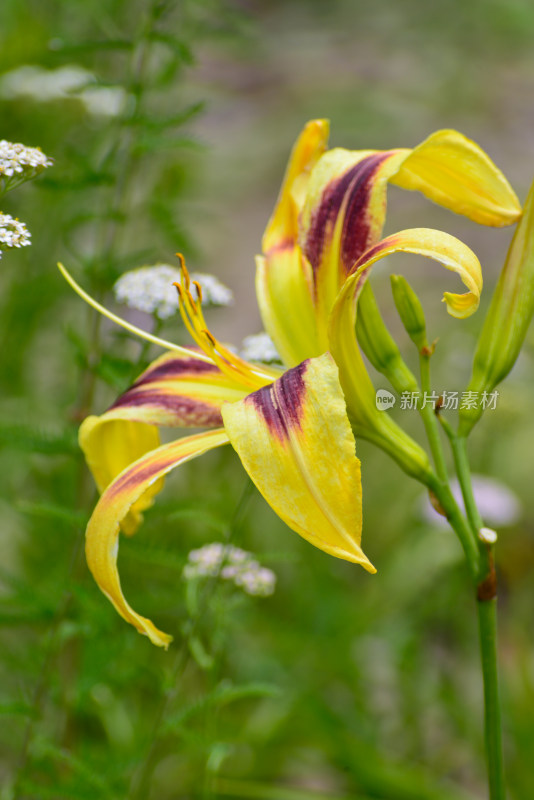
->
left=1, top=1, right=534, bottom=798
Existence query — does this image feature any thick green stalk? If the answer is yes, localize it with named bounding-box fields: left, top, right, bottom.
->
left=447, top=433, right=506, bottom=800
left=477, top=598, right=506, bottom=800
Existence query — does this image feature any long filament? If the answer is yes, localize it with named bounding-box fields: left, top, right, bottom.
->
left=58, top=263, right=214, bottom=363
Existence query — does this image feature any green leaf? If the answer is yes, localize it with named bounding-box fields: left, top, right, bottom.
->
left=0, top=421, right=78, bottom=456
left=17, top=501, right=86, bottom=527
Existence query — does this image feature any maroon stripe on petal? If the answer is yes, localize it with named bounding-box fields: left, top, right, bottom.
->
left=110, top=390, right=224, bottom=427
left=248, top=361, right=308, bottom=441
left=350, top=234, right=402, bottom=277
left=304, top=153, right=392, bottom=281
left=108, top=454, right=182, bottom=498
left=132, top=357, right=220, bottom=388
left=339, top=153, right=392, bottom=274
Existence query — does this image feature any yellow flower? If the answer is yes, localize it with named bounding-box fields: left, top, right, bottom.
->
left=64, top=120, right=520, bottom=648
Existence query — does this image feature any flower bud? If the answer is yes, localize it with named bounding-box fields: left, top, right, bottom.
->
left=390, top=274, right=428, bottom=352
left=459, top=180, right=533, bottom=435
left=356, top=282, right=419, bottom=395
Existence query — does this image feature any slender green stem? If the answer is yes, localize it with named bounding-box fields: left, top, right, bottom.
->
left=449, top=434, right=484, bottom=533
left=440, top=428, right=506, bottom=799
left=426, top=472, right=480, bottom=579
left=418, top=353, right=448, bottom=482
left=477, top=598, right=506, bottom=800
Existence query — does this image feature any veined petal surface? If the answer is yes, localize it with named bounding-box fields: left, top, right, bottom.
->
left=85, top=429, right=229, bottom=648
left=80, top=350, right=247, bottom=535
left=222, top=353, right=375, bottom=571
left=390, top=129, right=521, bottom=227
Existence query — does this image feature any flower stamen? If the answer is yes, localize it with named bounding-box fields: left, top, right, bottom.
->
left=174, top=254, right=280, bottom=389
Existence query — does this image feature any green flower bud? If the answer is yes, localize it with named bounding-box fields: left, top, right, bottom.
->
left=356, top=281, right=419, bottom=395
left=459, top=180, right=533, bottom=435
left=390, top=274, right=429, bottom=352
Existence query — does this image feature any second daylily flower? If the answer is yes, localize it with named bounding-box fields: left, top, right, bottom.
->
left=69, top=120, right=520, bottom=647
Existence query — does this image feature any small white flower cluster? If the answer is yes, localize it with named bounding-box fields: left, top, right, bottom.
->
left=113, top=264, right=233, bottom=319
left=0, top=65, right=127, bottom=118
left=240, top=332, right=281, bottom=363
left=0, top=140, right=53, bottom=181
left=0, top=213, right=31, bottom=258
left=183, top=543, right=276, bottom=597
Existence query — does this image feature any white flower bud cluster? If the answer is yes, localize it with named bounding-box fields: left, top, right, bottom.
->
left=113, top=264, right=233, bottom=319
left=240, top=332, right=281, bottom=363
left=0, top=213, right=31, bottom=258
left=183, top=542, right=276, bottom=597
left=0, top=140, right=53, bottom=181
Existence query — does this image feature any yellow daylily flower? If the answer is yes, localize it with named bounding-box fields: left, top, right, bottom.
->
left=68, top=120, right=521, bottom=648
left=65, top=262, right=374, bottom=648
left=257, top=119, right=520, bottom=452
left=257, top=120, right=520, bottom=368
left=66, top=229, right=485, bottom=647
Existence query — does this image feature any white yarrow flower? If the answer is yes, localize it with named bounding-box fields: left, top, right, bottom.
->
left=0, top=213, right=31, bottom=258
left=240, top=332, right=281, bottom=363
left=183, top=542, right=276, bottom=597
left=0, top=140, right=53, bottom=179
left=113, top=264, right=233, bottom=320
left=0, top=64, right=127, bottom=118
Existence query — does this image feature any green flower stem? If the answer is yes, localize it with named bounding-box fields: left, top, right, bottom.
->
left=445, top=432, right=506, bottom=800
left=426, top=471, right=480, bottom=579
left=418, top=351, right=449, bottom=483
left=477, top=597, right=506, bottom=800
left=449, top=434, right=484, bottom=532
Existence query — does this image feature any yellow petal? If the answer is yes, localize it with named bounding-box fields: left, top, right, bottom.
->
left=298, top=148, right=404, bottom=318
left=350, top=228, right=483, bottom=318
left=80, top=416, right=162, bottom=537
left=222, top=353, right=375, bottom=571
left=255, top=249, right=325, bottom=366
left=103, top=349, right=248, bottom=427
left=80, top=351, right=248, bottom=536
left=328, top=228, right=481, bottom=481
left=85, top=429, right=229, bottom=648
left=329, top=228, right=482, bottom=407
left=263, top=119, right=330, bottom=253
left=390, top=129, right=521, bottom=227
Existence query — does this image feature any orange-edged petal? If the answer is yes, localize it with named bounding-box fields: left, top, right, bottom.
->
left=85, top=428, right=229, bottom=648
left=263, top=119, right=330, bottom=253
left=79, top=350, right=248, bottom=535
left=390, top=129, right=522, bottom=227
left=222, top=353, right=375, bottom=571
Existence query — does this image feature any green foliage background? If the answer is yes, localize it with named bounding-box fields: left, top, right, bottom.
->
left=1, top=1, right=534, bottom=798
